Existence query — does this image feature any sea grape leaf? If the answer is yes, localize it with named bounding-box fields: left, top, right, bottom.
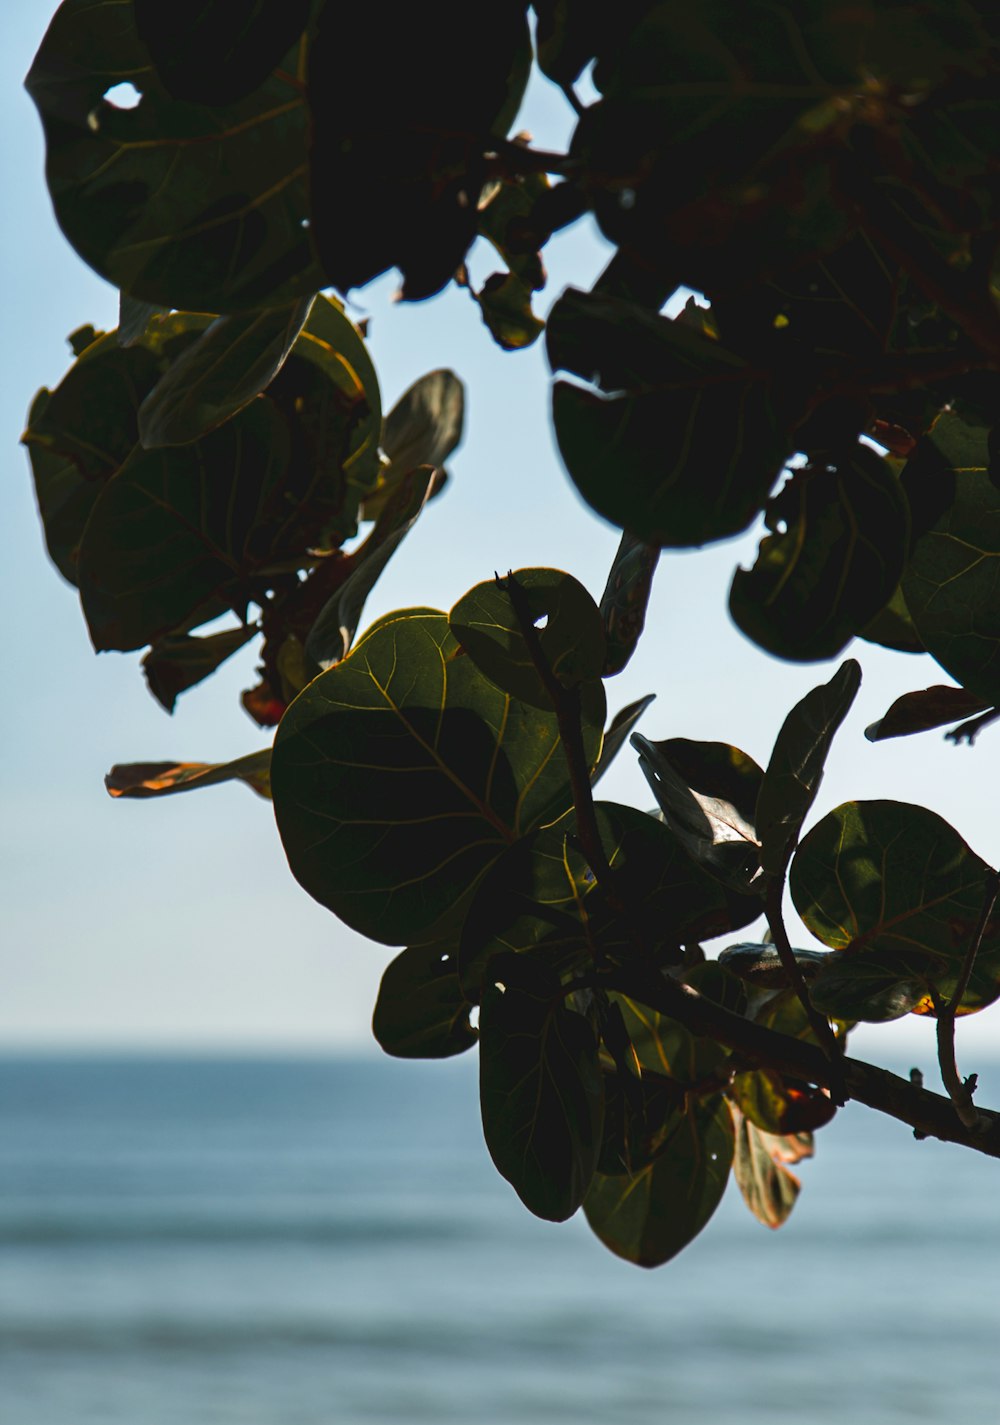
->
left=865, top=686, right=992, bottom=743
left=449, top=569, right=606, bottom=709
left=142, top=625, right=258, bottom=713
left=137, top=296, right=315, bottom=448
left=26, top=0, right=323, bottom=311
left=459, top=803, right=755, bottom=1001
left=583, top=1093, right=734, bottom=1268
left=599, top=531, right=660, bottom=677
left=134, top=0, right=312, bottom=105
left=372, top=940, right=477, bottom=1060
left=615, top=995, right=729, bottom=1083
left=755, top=660, right=861, bottom=876
left=860, top=583, right=925, bottom=655
left=903, top=466, right=1000, bottom=705
left=472, top=271, right=545, bottom=351
left=632, top=734, right=763, bottom=893
left=729, top=449, right=910, bottom=661
left=106, top=750, right=271, bottom=800
left=729, top=985, right=837, bottom=1135
left=790, top=800, right=1000, bottom=1018
left=591, top=695, right=656, bottom=788
left=305, top=467, right=436, bottom=669
left=271, top=611, right=602, bottom=946
left=307, top=2, right=531, bottom=298
left=478, top=171, right=549, bottom=292
left=718, top=941, right=829, bottom=991
left=732, top=1111, right=804, bottom=1230
left=479, top=953, right=603, bottom=1222
left=597, top=1069, right=688, bottom=1178
left=78, top=397, right=292, bottom=650
left=362, top=370, right=465, bottom=521
left=547, top=288, right=794, bottom=546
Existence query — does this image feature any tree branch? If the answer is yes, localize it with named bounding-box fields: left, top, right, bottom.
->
left=604, top=964, right=1000, bottom=1159
left=935, top=871, right=1000, bottom=1130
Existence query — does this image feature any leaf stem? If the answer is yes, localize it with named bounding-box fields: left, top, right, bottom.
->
left=764, top=874, right=844, bottom=1078
left=935, top=870, right=1000, bottom=1131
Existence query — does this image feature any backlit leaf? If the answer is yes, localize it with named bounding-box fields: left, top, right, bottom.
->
left=591, top=695, right=656, bottom=788
left=599, top=531, right=660, bottom=677
left=142, top=625, right=258, bottom=713
left=272, top=611, right=603, bottom=945
left=372, top=940, right=477, bottom=1060
left=865, top=685, right=992, bottom=743
left=362, top=369, right=464, bottom=521
left=106, top=750, right=271, bottom=800
left=583, top=1094, right=734, bottom=1267
left=480, top=953, right=603, bottom=1222
left=732, top=1111, right=806, bottom=1230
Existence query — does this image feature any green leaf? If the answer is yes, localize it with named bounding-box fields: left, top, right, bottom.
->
left=133, top=0, right=311, bottom=106
left=305, top=467, right=436, bottom=669
left=472, top=271, right=545, bottom=351
left=591, top=695, right=656, bottom=788
left=598, top=531, right=660, bottom=677
left=272, top=611, right=602, bottom=945
left=865, top=685, right=992, bottom=743
left=137, top=296, right=315, bottom=448
left=307, top=4, right=531, bottom=298
left=480, top=953, right=603, bottom=1222
left=547, top=289, right=794, bottom=546
left=372, top=941, right=477, bottom=1060
left=632, top=735, right=764, bottom=892
left=105, top=750, right=271, bottom=800
left=459, top=804, right=760, bottom=1001
left=903, top=465, right=1000, bottom=705
left=790, top=800, right=1000, bottom=1019
left=615, top=995, right=730, bottom=1083
left=362, top=369, right=465, bottom=521
left=26, top=0, right=324, bottom=311
left=732, top=1112, right=808, bottom=1230
left=583, top=1094, right=734, bottom=1267
left=859, top=583, right=925, bottom=655
left=142, top=625, right=258, bottom=713
left=449, top=568, right=606, bottom=708
left=755, top=660, right=861, bottom=876
left=729, top=449, right=910, bottom=661
left=478, top=172, right=550, bottom=292
left=117, top=293, right=168, bottom=348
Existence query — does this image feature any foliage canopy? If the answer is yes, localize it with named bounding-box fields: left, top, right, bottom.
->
left=23, top=0, right=1000, bottom=1265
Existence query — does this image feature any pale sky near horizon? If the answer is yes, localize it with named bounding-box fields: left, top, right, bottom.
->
left=5, top=3, right=1000, bottom=1083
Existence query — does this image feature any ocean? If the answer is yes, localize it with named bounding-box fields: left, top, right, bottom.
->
left=2, top=1052, right=999, bottom=1424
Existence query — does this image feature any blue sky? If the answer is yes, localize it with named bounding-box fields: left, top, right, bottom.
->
left=4, top=3, right=1000, bottom=1074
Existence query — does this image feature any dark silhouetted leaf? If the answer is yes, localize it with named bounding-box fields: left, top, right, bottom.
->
left=26, top=0, right=323, bottom=311
left=459, top=804, right=757, bottom=1001
left=583, top=1094, right=734, bottom=1267
left=732, top=1112, right=808, bottom=1230
left=308, top=3, right=531, bottom=298
left=548, top=289, right=794, bottom=546
left=450, top=569, right=606, bottom=708
left=137, top=296, right=315, bottom=447
left=755, top=661, right=861, bottom=876
left=599, top=531, right=660, bottom=677
left=134, top=0, right=312, bottom=106
left=478, top=171, right=549, bottom=292
left=615, top=994, right=730, bottom=1083
left=272, top=611, right=603, bottom=946
left=473, top=271, right=545, bottom=350
left=591, top=695, right=656, bottom=788
left=480, top=953, right=603, bottom=1222
left=143, top=625, right=258, bottom=713
left=860, top=583, right=925, bottom=655
left=106, top=750, right=271, bottom=800
left=865, top=685, right=992, bottom=743
left=372, top=940, right=477, bottom=1060
left=791, top=800, right=1000, bottom=1019
left=904, top=464, right=1000, bottom=705
left=363, top=369, right=465, bottom=521
left=306, top=468, right=436, bottom=669
left=117, top=293, right=168, bottom=347
left=730, top=449, right=909, bottom=661
left=633, top=735, right=764, bottom=893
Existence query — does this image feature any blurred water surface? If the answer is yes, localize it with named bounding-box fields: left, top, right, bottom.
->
left=2, top=1053, right=998, bottom=1424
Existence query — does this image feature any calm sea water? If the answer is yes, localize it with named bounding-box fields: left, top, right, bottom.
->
left=2, top=1052, right=999, bottom=1424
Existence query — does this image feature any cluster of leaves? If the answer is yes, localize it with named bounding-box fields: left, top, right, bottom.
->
left=24, top=0, right=1000, bottom=1265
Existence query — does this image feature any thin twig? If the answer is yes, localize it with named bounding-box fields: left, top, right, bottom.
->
left=935, top=871, right=1000, bottom=1130
left=764, top=875, right=844, bottom=1078
left=945, top=709, right=1000, bottom=746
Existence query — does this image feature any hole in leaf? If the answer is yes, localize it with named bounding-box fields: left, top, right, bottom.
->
left=439, top=952, right=450, bottom=964
left=103, top=82, right=143, bottom=109
left=300, top=217, right=311, bottom=229
left=533, top=613, right=549, bottom=630
left=494, top=981, right=506, bottom=995
left=468, top=1005, right=480, bottom=1030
